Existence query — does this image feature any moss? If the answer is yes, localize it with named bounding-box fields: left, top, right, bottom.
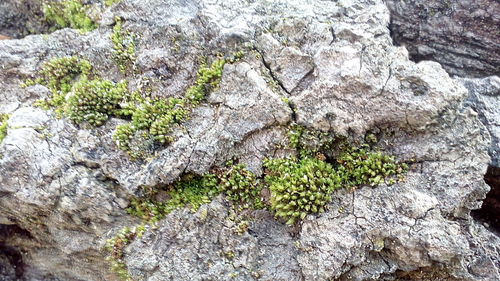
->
left=111, top=17, right=136, bottom=72
left=27, top=55, right=232, bottom=157
left=337, top=145, right=408, bottom=186
left=42, top=0, right=97, bottom=33
left=0, top=114, right=10, bottom=143
left=105, top=225, right=146, bottom=281
left=219, top=163, right=265, bottom=209
left=26, top=56, right=92, bottom=111
left=66, top=78, right=129, bottom=126
left=114, top=57, right=229, bottom=157
left=127, top=174, right=220, bottom=223
left=264, top=156, right=342, bottom=224
left=185, top=58, right=227, bottom=105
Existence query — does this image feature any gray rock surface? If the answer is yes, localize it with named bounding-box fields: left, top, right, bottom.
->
left=461, top=76, right=500, bottom=167
left=386, top=0, right=500, bottom=78
left=0, top=0, right=498, bottom=281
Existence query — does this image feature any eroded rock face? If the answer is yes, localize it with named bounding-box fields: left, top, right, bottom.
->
left=386, top=0, right=500, bottom=78
left=0, top=0, right=498, bottom=281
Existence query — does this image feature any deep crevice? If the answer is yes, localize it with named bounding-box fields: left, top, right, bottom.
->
left=472, top=166, right=500, bottom=233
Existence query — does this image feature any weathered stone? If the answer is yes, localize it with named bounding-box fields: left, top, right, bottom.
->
left=0, top=0, right=498, bottom=281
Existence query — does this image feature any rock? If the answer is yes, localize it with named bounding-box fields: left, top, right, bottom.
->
left=386, top=0, right=500, bottom=78
left=461, top=76, right=500, bottom=167
left=126, top=198, right=301, bottom=281
left=0, top=0, right=498, bottom=281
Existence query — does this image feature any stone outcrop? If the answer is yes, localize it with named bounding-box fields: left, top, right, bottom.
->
left=0, top=0, right=498, bottom=280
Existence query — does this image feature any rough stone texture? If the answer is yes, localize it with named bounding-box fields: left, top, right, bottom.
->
left=461, top=76, right=500, bottom=167
left=386, top=0, right=500, bottom=78
left=0, top=0, right=498, bottom=281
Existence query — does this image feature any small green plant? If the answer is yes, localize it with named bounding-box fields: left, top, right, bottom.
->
left=42, top=0, right=97, bottom=33
left=66, top=78, right=129, bottom=126
left=264, top=156, right=342, bottom=224
left=26, top=56, right=92, bottom=110
left=336, top=146, right=408, bottom=186
left=185, top=58, right=227, bottom=105
left=111, top=17, right=136, bottom=72
left=127, top=174, right=220, bottom=223
left=0, top=114, right=10, bottom=143
left=219, top=164, right=265, bottom=209
left=113, top=57, right=229, bottom=157
left=105, top=225, right=146, bottom=281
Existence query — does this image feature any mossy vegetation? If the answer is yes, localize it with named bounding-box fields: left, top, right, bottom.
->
left=26, top=52, right=236, bottom=158
left=42, top=0, right=97, bottom=33
left=111, top=17, right=136, bottom=72
left=0, top=114, right=10, bottom=143
left=25, top=56, right=92, bottom=111
left=127, top=174, right=220, bottom=223
left=105, top=225, right=146, bottom=281
left=219, top=163, right=265, bottom=209
left=264, top=156, right=342, bottom=224
left=113, top=57, right=228, bottom=157
left=66, top=78, right=129, bottom=126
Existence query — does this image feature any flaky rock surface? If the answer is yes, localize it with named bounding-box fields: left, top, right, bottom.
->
left=0, top=0, right=498, bottom=281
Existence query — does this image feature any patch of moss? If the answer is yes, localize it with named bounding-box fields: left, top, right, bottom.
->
left=0, top=114, right=10, bottom=143
left=42, top=0, right=97, bottom=33
left=66, top=78, right=129, bottom=126
left=127, top=174, right=220, bottom=223
left=264, top=156, right=342, bottom=224
left=114, top=57, right=229, bottom=157
left=27, top=53, right=237, bottom=158
left=111, top=17, right=136, bottom=72
left=105, top=225, right=146, bottom=281
left=219, top=163, right=265, bottom=209
left=25, top=56, right=92, bottom=111
left=337, top=146, right=409, bottom=186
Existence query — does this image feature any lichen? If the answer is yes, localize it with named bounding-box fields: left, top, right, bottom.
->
left=42, top=0, right=97, bottom=33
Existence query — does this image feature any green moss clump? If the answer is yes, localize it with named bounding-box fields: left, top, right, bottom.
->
left=185, top=59, right=227, bottom=105
left=27, top=56, right=92, bottom=110
left=111, top=17, right=136, bottom=72
left=105, top=225, right=145, bottom=281
left=66, top=78, right=129, bottom=126
left=337, top=146, right=408, bottom=186
left=0, top=114, right=10, bottom=143
left=113, top=57, right=228, bottom=157
left=42, top=0, right=97, bottom=33
left=264, top=156, right=342, bottom=224
left=219, top=163, right=265, bottom=209
left=127, top=174, right=219, bottom=223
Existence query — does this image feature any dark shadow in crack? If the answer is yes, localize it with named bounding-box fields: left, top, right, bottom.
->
left=472, top=166, right=500, bottom=234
